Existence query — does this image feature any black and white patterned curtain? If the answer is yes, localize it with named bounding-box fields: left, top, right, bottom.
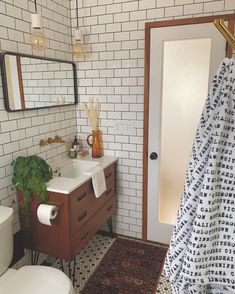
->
left=164, top=58, right=235, bottom=294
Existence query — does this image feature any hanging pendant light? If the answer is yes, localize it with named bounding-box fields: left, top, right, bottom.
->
left=29, top=0, right=48, bottom=51
left=73, top=0, right=85, bottom=58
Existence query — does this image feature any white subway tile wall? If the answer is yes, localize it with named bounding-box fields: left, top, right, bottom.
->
left=0, top=0, right=76, bottom=239
left=71, top=0, right=235, bottom=239
left=0, top=0, right=234, bottom=252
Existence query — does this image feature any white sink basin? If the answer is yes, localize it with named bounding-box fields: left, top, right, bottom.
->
left=58, top=159, right=99, bottom=179
left=47, top=156, right=117, bottom=194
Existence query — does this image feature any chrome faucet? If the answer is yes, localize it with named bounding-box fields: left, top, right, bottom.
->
left=39, top=135, right=70, bottom=150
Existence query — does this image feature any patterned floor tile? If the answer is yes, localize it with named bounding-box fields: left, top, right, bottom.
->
left=49, top=233, right=172, bottom=293
left=156, top=274, right=173, bottom=294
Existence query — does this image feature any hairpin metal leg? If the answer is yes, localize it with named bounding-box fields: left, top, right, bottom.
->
left=60, top=259, right=64, bottom=272
left=31, top=250, right=34, bottom=265
left=31, top=250, right=40, bottom=265
left=68, top=260, right=71, bottom=279
left=34, top=251, right=39, bottom=264
left=107, top=216, right=114, bottom=237
left=73, top=257, right=77, bottom=285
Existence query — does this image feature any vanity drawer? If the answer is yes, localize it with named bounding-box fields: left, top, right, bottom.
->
left=70, top=206, right=92, bottom=233
left=90, top=195, right=116, bottom=237
left=71, top=221, right=93, bottom=256
left=70, top=163, right=115, bottom=209
left=71, top=195, right=116, bottom=257
left=70, top=180, right=91, bottom=208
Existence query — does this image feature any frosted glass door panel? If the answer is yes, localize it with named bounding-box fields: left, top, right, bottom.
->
left=159, top=39, right=211, bottom=224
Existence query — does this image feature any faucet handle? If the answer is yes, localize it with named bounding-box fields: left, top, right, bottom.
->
left=53, top=167, right=61, bottom=177
left=39, top=139, right=48, bottom=147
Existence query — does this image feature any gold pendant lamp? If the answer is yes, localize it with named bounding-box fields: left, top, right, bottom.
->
left=29, top=0, right=48, bottom=51
left=73, top=0, right=85, bottom=58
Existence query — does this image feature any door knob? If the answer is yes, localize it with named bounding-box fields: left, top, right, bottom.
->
left=150, top=152, right=158, bottom=160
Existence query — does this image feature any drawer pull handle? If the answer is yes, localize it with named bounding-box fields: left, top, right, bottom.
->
left=107, top=204, right=113, bottom=212
left=105, top=172, right=112, bottom=179
left=106, top=188, right=112, bottom=195
left=77, top=192, right=86, bottom=202
left=81, top=231, right=89, bottom=241
left=78, top=211, right=87, bottom=221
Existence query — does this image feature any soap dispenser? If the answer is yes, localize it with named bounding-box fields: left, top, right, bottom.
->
left=72, top=135, right=80, bottom=153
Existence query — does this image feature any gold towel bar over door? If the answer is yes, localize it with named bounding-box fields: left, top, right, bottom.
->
left=214, top=18, right=235, bottom=50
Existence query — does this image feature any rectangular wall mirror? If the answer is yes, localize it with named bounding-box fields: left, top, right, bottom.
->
left=0, top=51, right=78, bottom=111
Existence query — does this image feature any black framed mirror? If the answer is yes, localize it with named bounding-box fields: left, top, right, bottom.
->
left=0, top=51, right=78, bottom=112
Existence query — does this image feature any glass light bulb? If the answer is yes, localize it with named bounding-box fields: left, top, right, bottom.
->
left=29, top=29, right=48, bottom=51
left=72, top=41, right=85, bottom=58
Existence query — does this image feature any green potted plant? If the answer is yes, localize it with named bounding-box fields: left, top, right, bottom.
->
left=12, top=155, right=53, bottom=209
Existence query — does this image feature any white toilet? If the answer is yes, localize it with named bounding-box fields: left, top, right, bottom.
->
left=0, top=206, right=75, bottom=294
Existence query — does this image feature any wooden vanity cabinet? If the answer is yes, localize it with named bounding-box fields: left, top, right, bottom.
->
left=18, top=162, right=116, bottom=261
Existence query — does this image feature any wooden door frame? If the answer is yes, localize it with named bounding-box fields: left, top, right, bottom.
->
left=142, top=14, right=235, bottom=241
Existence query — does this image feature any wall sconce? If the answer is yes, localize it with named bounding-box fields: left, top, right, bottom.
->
left=29, top=0, right=48, bottom=51
left=72, top=0, right=85, bottom=58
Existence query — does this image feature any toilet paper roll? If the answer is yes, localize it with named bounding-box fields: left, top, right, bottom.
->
left=37, top=204, right=58, bottom=226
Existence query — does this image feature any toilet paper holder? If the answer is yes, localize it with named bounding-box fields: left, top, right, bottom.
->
left=45, top=201, right=62, bottom=216
left=37, top=201, right=62, bottom=226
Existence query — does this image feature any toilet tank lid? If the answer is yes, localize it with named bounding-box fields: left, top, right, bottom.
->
left=0, top=206, right=13, bottom=231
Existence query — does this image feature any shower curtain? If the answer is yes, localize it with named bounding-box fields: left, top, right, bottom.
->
left=164, top=58, right=235, bottom=294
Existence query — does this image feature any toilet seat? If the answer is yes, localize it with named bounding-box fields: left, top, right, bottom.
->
left=0, top=265, right=74, bottom=294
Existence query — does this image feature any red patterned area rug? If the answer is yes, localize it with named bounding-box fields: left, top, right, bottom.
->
left=81, top=237, right=167, bottom=294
